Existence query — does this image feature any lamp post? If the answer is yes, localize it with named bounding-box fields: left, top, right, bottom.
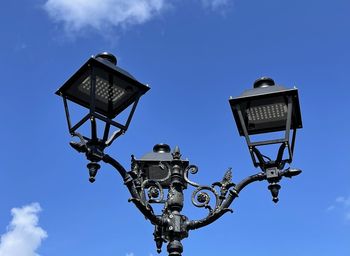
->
left=56, top=53, right=303, bottom=256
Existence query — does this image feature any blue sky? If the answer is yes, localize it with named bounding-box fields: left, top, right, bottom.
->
left=0, top=0, right=349, bottom=255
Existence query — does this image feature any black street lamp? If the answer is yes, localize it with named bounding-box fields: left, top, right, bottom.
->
left=55, top=52, right=149, bottom=181
left=56, top=53, right=303, bottom=256
left=229, top=77, right=303, bottom=202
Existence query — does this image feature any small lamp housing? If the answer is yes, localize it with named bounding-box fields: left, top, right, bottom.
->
left=229, top=77, right=302, bottom=170
left=55, top=52, right=150, bottom=146
left=132, top=144, right=189, bottom=189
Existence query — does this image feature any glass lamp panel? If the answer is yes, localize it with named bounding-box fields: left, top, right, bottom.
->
left=79, top=76, right=127, bottom=104
left=244, top=96, right=288, bottom=134
left=82, top=66, right=134, bottom=118
left=64, top=66, right=136, bottom=118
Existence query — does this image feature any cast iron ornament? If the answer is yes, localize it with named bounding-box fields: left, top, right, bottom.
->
left=69, top=141, right=301, bottom=256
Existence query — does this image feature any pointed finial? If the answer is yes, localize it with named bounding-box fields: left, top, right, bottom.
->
left=87, top=162, right=100, bottom=183
left=172, top=145, right=181, bottom=160
left=268, top=183, right=281, bottom=204
left=221, top=168, right=233, bottom=185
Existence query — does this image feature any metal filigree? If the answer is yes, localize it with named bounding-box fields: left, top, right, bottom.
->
left=212, top=168, right=236, bottom=205
left=141, top=180, right=165, bottom=204
left=184, top=165, right=200, bottom=187
left=191, top=186, right=220, bottom=212
left=91, top=145, right=300, bottom=256
left=148, top=186, right=160, bottom=198
left=185, top=165, right=233, bottom=213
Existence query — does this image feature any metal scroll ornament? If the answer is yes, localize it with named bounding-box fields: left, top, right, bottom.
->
left=185, top=165, right=235, bottom=213
left=141, top=180, right=165, bottom=204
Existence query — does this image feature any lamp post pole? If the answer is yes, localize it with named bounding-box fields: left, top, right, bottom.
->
left=55, top=52, right=303, bottom=256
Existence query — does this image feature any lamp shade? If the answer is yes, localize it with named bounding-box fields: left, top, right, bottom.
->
left=229, top=77, right=302, bottom=136
left=55, top=53, right=150, bottom=119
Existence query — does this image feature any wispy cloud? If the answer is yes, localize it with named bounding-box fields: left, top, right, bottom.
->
left=43, top=0, right=166, bottom=33
left=43, top=0, right=234, bottom=37
left=201, top=0, right=232, bottom=10
left=336, top=196, right=350, bottom=207
left=0, top=203, right=47, bottom=256
left=328, top=195, right=350, bottom=221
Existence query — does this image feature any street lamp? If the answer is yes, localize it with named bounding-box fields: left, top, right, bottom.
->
left=229, top=77, right=303, bottom=202
left=56, top=53, right=303, bottom=256
left=55, top=52, right=149, bottom=181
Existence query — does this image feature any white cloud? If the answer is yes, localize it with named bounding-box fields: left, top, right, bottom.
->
left=43, top=0, right=166, bottom=33
left=0, top=203, right=47, bottom=256
left=326, top=205, right=335, bottom=211
left=328, top=195, right=350, bottom=222
left=201, top=0, right=231, bottom=10
left=336, top=196, right=350, bottom=207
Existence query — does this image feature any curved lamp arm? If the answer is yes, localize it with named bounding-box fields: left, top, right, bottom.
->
left=102, top=154, right=162, bottom=226
left=188, top=172, right=266, bottom=230
left=188, top=168, right=301, bottom=230
left=69, top=138, right=162, bottom=226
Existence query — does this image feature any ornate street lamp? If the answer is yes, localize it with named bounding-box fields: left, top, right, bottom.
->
left=229, top=77, right=303, bottom=202
left=56, top=54, right=303, bottom=256
left=55, top=52, right=149, bottom=181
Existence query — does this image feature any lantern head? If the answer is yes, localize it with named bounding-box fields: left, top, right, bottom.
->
left=229, top=77, right=302, bottom=170
left=55, top=52, right=150, bottom=149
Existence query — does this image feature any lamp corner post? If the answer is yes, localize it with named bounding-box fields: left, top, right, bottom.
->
left=56, top=55, right=303, bottom=256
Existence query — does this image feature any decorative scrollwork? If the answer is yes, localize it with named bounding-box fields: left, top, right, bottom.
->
left=212, top=168, right=234, bottom=188
left=191, top=186, right=220, bottom=213
left=184, top=166, right=235, bottom=213
left=184, top=165, right=200, bottom=187
left=155, top=162, right=172, bottom=183
left=148, top=186, right=160, bottom=198
left=212, top=168, right=235, bottom=203
left=197, top=192, right=209, bottom=203
left=141, top=180, right=165, bottom=204
left=186, top=167, right=236, bottom=214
